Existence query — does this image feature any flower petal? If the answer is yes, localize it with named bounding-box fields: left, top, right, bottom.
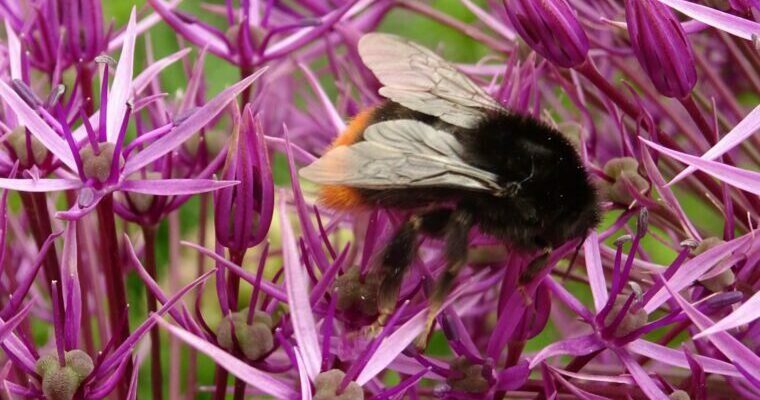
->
left=613, top=348, right=669, bottom=400
left=642, top=138, right=760, bottom=195
left=119, top=179, right=238, bottom=196
left=132, top=48, right=191, bottom=95
left=294, top=347, right=313, bottom=400
left=106, top=8, right=137, bottom=143
left=627, top=339, right=741, bottom=377
left=656, top=0, right=760, bottom=41
left=180, top=241, right=287, bottom=301
left=0, top=80, right=77, bottom=171
left=279, top=196, right=321, bottom=381
left=583, top=232, right=608, bottom=312
left=108, top=1, right=181, bottom=52
left=695, top=291, right=760, bottom=338
left=356, top=270, right=490, bottom=385
left=153, top=316, right=295, bottom=399
left=146, top=0, right=229, bottom=58
left=661, top=278, right=760, bottom=384
left=0, top=178, right=81, bottom=193
left=529, top=334, right=605, bottom=369
left=644, top=233, right=752, bottom=313
left=123, top=68, right=267, bottom=175
left=298, top=63, right=345, bottom=134
left=669, top=105, right=760, bottom=185
left=3, top=21, right=21, bottom=80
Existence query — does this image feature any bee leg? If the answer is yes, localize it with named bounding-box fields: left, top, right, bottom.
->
left=376, top=216, right=422, bottom=325
left=416, top=210, right=473, bottom=349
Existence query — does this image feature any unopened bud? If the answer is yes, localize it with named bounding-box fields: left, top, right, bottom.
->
left=503, top=0, right=589, bottom=68
left=625, top=0, right=697, bottom=98
left=334, top=267, right=380, bottom=317
left=216, top=308, right=274, bottom=361
left=601, top=158, right=648, bottom=205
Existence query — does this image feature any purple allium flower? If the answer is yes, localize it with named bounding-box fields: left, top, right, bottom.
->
left=0, top=0, right=759, bottom=399
left=503, top=0, right=589, bottom=68
left=625, top=0, right=698, bottom=98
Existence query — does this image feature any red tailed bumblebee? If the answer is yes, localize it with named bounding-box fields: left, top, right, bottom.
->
left=300, top=33, right=600, bottom=338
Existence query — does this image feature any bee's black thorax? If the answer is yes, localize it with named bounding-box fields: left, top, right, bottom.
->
left=357, top=102, right=600, bottom=249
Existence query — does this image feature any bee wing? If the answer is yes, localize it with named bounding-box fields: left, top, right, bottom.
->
left=358, top=33, right=504, bottom=129
left=300, top=120, right=502, bottom=193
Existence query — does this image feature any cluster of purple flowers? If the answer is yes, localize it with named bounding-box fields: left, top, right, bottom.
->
left=0, top=0, right=758, bottom=399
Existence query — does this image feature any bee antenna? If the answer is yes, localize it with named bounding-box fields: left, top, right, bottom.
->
left=560, top=235, right=587, bottom=283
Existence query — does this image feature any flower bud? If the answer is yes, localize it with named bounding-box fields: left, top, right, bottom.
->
left=216, top=308, right=274, bottom=361
left=314, top=369, right=364, bottom=400
left=214, top=106, right=274, bottom=252
left=625, top=0, right=697, bottom=98
left=5, top=126, right=49, bottom=167
left=35, top=350, right=94, bottom=400
left=603, top=295, right=648, bottom=338
left=601, top=157, right=648, bottom=205
left=79, top=143, right=122, bottom=184
left=504, top=0, right=589, bottom=68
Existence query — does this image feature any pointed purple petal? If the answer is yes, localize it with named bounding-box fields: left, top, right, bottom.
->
left=3, top=21, right=21, bottom=80
left=108, top=1, right=182, bottom=52
left=460, top=0, right=516, bottom=40
left=613, top=348, right=669, bottom=400
left=661, top=278, right=760, bottom=383
left=643, top=138, right=760, bottom=195
left=279, top=197, right=321, bottom=381
left=529, top=334, right=606, bottom=369
left=356, top=270, right=489, bottom=385
left=180, top=241, right=287, bottom=301
left=298, top=63, right=345, bottom=134
left=656, top=0, right=760, bottom=40
left=153, top=316, right=295, bottom=398
left=119, top=179, right=238, bottom=196
left=0, top=302, right=33, bottom=344
left=123, top=68, right=268, bottom=175
left=627, top=339, right=741, bottom=377
left=106, top=8, right=137, bottom=143
left=147, top=0, right=229, bottom=58
left=670, top=105, right=760, bottom=185
left=695, top=291, right=760, bottom=338
left=294, top=347, right=314, bottom=399
left=132, top=48, right=191, bottom=95
left=644, top=233, right=752, bottom=313
left=0, top=178, right=81, bottom=192
left=0, top=80, right=78, bottom=171
left=583, top=232, right=608, bottom=312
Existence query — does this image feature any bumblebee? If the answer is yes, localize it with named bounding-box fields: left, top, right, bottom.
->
left=300, top=33, right=599, bottom=337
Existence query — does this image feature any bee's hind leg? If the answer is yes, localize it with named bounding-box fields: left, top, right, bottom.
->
left=416, top=210, right=473, bottom=349
left=376, top=216, right=423, bottom=325
left=375, top=209, right=453, bottom=327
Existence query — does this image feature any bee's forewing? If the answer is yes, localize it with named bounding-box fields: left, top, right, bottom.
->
left=300, top=120, right=501, bottom=192
left=358, top=33, right=504, bottom=129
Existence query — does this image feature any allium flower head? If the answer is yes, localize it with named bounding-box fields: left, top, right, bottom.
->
left=625, top=0, right=698, bottom=98
left=503, top=0, right=589, bottom=68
